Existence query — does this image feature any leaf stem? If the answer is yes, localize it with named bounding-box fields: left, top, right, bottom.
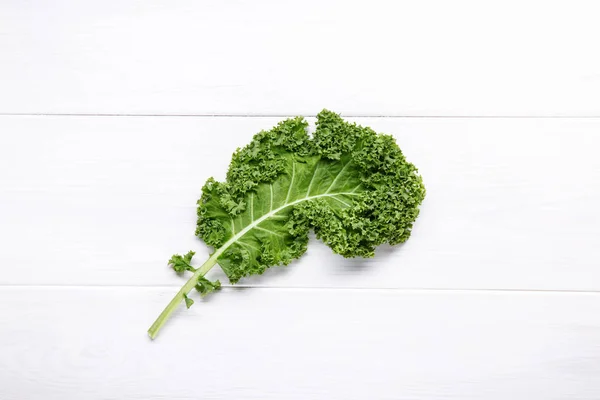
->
left=147, top=254, right=218, bottom=340
left=148, top=190, right=361, bottom=339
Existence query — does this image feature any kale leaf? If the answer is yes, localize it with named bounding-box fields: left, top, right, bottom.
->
left=148, top=110, right=425, bottom=339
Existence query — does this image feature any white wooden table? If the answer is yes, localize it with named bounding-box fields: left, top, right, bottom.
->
left=2, top=1, right=600, bottom=399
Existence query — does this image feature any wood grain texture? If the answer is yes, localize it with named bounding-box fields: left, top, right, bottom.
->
left=1, top=0, right=599, bottom=116
left=1, top=116, right=599, bottom=290
left=2, top=3, right=600, bottom=396
left=1, top=288, right=600, bottom=400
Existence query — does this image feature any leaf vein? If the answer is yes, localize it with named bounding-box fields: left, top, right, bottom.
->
left=285, top=162, right=295, bottom=203
left=325, top=159, right=353, bottom=194
left=306, top=162, right=319, bottom=197
left=350, top=182, right=362, bottom=193
left=329, top=195, right=351, bottom=208
left=238, top=240, right=260, bottom=251
left=250, top=193, right=255, bottom=222
left=255, top=226, right=285, bottom=238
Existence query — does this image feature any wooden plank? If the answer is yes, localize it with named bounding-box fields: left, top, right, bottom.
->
left=1, top=288, right=599, bottom=399
left=1, top=116, right=599, bottom=290
left=1, top=1, right=599, bottom=116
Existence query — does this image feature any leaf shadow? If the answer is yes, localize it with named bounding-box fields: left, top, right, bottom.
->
left=237, top=262, right=297, bottom=286
left=198, top=235, right=405, bottom=300
left=200, top=257, right=297, bottom=292
left=339, top=242, right=404, bottom=272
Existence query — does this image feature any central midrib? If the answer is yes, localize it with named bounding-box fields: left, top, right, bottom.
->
left=213, top=191, right=360, bottom=261
left=147, top=180, right=362, bottom=338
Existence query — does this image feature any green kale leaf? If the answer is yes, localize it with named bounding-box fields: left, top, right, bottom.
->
left=148, top=110, right=425, bottom=339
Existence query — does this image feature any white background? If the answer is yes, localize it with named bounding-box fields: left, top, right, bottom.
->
left=1, top=1, right=600, bottom=399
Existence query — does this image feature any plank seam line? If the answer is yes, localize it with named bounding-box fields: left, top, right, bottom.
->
left=0, top=113, right=599, bottom=119
left=1, top=284, right=600, bottom=294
